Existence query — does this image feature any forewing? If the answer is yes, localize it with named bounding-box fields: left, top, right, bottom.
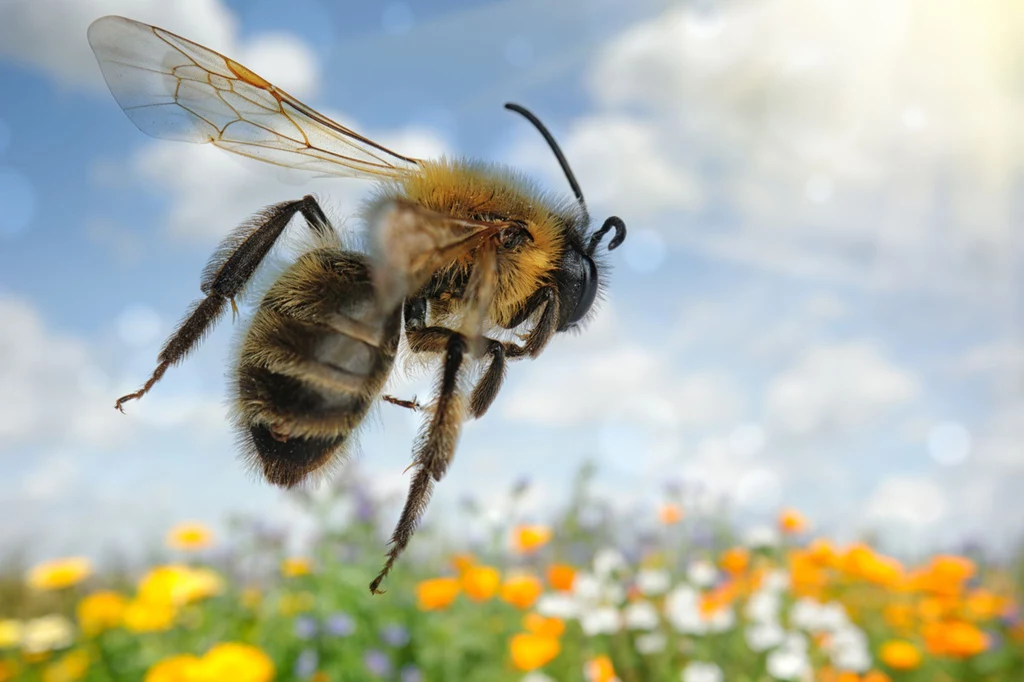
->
left=367, top=200, right=505, bottom=312
left=87, top=15, right=421, bottom=179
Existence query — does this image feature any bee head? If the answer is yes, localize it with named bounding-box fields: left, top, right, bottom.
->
left=505, top=103, right=627, bottom=331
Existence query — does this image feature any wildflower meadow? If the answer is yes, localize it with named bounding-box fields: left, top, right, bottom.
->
left=1, top=465, right=1022, bottom=682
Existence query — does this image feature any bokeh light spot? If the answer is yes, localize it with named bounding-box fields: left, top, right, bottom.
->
left=927, top=421, right=971, bottom=466
left=117, top=305, right=162, bottom=348
left=382, top=3, right=414, bottom=35
left=0, top=167, right=36, bottom=238
left=735, top=468, right=781, bottom=512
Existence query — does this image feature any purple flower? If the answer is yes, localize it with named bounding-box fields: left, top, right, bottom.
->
left=364, top=649, right=391, bottom=678
left=294, top=649, right=318, bottom=678
left=400, top=664, right=423, bottom=682
left=326, top=612, right=355, bottom=637
left=380, top=623, right=410, bottom=647
left=294, top=616, right=318, bottom=639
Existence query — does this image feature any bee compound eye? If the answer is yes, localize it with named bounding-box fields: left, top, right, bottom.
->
left=566, top=254, right=599, bottom=326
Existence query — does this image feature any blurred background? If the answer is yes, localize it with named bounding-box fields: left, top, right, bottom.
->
left=0, top=0, right=1022, bottom=566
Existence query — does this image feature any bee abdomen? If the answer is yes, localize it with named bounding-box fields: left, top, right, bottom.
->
left=234, top=249, right=402, bottom=488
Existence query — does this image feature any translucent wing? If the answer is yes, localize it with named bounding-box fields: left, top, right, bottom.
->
left=87, top=15, right=422, bottom=179
left=367, top=199, right=508, bottom=312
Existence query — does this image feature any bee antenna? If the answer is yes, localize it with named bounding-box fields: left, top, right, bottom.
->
left=504, top=103, right=586, bottom=212
left=586, top=216, right=627, bottom=255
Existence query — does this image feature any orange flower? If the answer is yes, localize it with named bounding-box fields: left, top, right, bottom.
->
left=165, top=522, right=214, bottom=551
left=862, top=672, right=892, bottom=682
left=450, top=553, right=476, bottom=574
left=513, top=525, right=552, bottom=554
left=917, top=596, right=945, bottom=621
left=778, top=508, right=807, bottom=534
left=509, top=633, right=560, bottom=671
left=461, top=565, right=500, bottom=602
left=882, top=603, right=914, bottom=630
left=501, top=574, right=543, bottom=609
left=280, top=557, right=312, bottom=578
left=546, top=564, right=576, bottom=591
left=584, top=655, right=616, bottom=682
left=658, top=503, right=683, bottom=524
left=806, top=538, right=839, bottom=567
left=524, top=613, right=565, bottom=638
left=879, top=640, right=922, bottom=670
left=923, top=620, right=988, bottom=658
left=965, top=589, right=1000, bottom=621
left=720, top=547, right=750, bottom=575
left=416, top=577, right=460, bottom=611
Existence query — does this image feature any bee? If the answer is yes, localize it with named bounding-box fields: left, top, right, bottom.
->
left=89, top=15, right=626, bottom=593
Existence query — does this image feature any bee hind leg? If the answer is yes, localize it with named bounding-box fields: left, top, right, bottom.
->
left=370, top=332, right=467, bottom=594
left=115, top=195, right=333, bottom=412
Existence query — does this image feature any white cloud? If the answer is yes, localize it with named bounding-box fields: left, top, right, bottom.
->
left=556, top=0, right=1024, bottom=293
left=866, top=475, right=947, bottom=529
left=0, top=0, right=237, bottom=90
left=767, top=342, right=918, bottom=435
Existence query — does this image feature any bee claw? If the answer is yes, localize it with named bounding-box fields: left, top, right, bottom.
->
left=230, top=297, right=239, bottom=323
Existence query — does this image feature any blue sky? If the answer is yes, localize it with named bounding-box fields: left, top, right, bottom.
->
left=0, top=0, right=1022, bottom=562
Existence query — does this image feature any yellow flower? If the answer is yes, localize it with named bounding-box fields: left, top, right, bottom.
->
left=281, top=557, right=313, bottom=578
left=41, top=649, right=90, bottom=682
left=658, top=503, right=683, bottom=525
left=509, top=633, right=560, bottom=671
left=862, top=672, right=892, bottom=682
left=179, top=567, right=225, bottom=603
left=778, top=508, right=807, bottom=534
left=720, top=547, right=750, bottom=575
left=524, top=614, right=565, bottom=638
left=461, top=565, right=501, bottom=601
left=879, top=640, right=922, bottom=670
left=123, top=599, right=176, bottom=633
left=77, top=591, right=127, bottom=636
left=965, top=588, right=1000, bottom=621
left=144, top=654, right=203, bottom=682
left=200, top=643, right=275, bottom=682
left=584, top=655, right=616, bottom=682
left=21, top=616, right=74, bottom=653
left=278, top=592, right=315, bottom=616
left=27, top=558, right=91, bottom=591
left=513, top=525, right=552, bottom=554
left=416, top=577, right=460, bottom=611
left=138, top=566, right=192, bottom=605
left=501, top=573, right=543, bottom=610
left=165, top=522, right=214, bottom=551
left=546, top=564, right=576, bottom=592
left=0, top=620, right=22, bottom=648
left=242, top=587, right=262, bottom=610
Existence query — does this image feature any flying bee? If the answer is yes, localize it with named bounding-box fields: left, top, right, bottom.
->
left=88, top=15, right=626, bottom=593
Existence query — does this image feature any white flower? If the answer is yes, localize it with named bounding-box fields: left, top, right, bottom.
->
left=536, top=593, right=578, bottom=619
left=623, top=600, right=659, bottom=630
left=745, top=525, right=779, bottom=548
left=783, top=631, right=808, bottom=653
left=636, top=568, right=671, bottom=596
left=573, top=573, right=603, bottom=601
left=706, top=606, right=735, bottom=632
left=635, top=632, right=666, bottom=654
left=681, top=661, right=724, bottom=682
left=818, top=602, right=850, bottom=632
left=686, top=560, right=718, bottom=588
left=745, top=621, right=785, bottom=651
left=593, top=548, right=627, bottom=578
left=789, top=598, right=822, bottom=631
left=580, top=605, right=620, bottom=635
left=21, top=615, right=73, bottom=653
left=766, top=647, right=810, bottom=680
left=744, top=591, right=780, bottom=623
left=664, top=585, right=706, bottom=634
left=827, top=625, right=871, bottom=672
left=762, top=569, right=790, bottom=593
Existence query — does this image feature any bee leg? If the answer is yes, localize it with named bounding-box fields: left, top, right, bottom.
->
left=469, top=339, right=505, bottom=418
left=115, top=195, right=332, bottom=412
left=501, top=287, right=559, bottom=358
left=382, top=394, right=421, bottom=410
left=370, top=332, right=467, bottom=594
